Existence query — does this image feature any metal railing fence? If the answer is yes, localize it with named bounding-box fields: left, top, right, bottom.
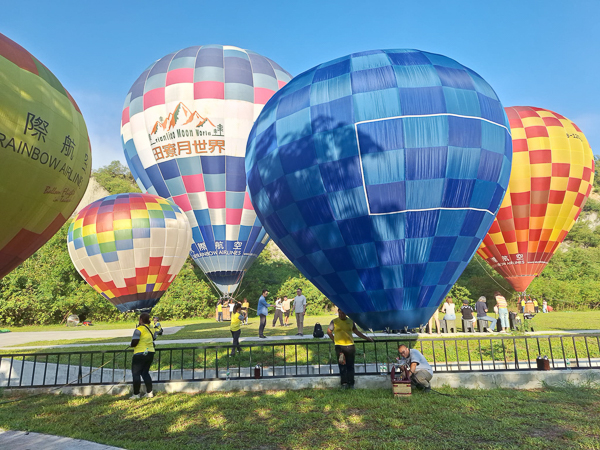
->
left=1, top=334, right=599, bottom=389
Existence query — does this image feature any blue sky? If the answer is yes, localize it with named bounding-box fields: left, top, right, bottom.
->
left=3, top=0, right=599, bottom=169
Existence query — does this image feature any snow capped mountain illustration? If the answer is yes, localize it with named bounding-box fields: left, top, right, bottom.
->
left=150, top=102, right=216, bottom=135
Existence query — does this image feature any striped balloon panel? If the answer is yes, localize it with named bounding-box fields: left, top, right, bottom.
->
left=67, top=193, right=193, bottom=312
left=121, top=45, right=291, bottom=294
left=477, top=106, right=594, bottom=292
left=246, top=49, right=512, bottom=330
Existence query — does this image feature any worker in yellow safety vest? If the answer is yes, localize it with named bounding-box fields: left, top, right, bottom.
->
left=129, top=313, right=156, bottom=399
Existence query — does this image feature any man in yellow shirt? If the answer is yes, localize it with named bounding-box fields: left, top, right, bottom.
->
left=230, top=303, right=245, bottom=356
left=217, top=301, right=223, bottom=322
left=326, top=309, right=373, bottom=389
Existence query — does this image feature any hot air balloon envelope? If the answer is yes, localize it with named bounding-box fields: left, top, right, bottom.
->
left=477, top=106, right=594, bottom=292
left=121, top=45, right=291, bottom=295
left=246, top=49, right=512, bottom=330
left=0, top=33, right=91, bottom=279
left=67, top=193, right=193, bottom=312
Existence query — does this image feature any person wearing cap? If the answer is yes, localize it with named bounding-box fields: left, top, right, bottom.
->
left=257, top=289, right=273, bottom=339
left=129, top=313, right=156, bottom=399
left=152, top=316, right=163, bottom=336
left=460, top=299, right=476, bottom=329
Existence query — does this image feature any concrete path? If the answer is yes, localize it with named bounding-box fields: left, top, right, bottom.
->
left=0, top=326, right=184, bottom=348
left=0, top=429, right=123, bottom=449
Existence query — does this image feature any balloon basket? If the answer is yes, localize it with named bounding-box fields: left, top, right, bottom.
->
left=391, top=366, right=411, bottom=397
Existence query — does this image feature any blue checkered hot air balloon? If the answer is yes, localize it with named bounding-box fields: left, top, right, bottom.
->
left=121, top=45, right=292, bottom=296
left=246, top=49, right=513, bottom=330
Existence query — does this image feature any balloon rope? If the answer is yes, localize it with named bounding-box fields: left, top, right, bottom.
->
left=475, top=256, right=512, bottom=294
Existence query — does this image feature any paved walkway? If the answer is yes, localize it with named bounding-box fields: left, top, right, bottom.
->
left=0, top=326, right=184, bottom=348
left=1, top=328, right=599, bottom=352
left=0, top=429, right=123, bottom=449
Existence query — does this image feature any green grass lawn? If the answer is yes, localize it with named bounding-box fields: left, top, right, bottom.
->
left=0, top=387, right=599, bottom=449
left=532, top=310, right=600, bottom=331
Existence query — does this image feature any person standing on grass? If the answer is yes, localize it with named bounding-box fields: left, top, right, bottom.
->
left=293, top=288, right=307, bottom=336
left=476, top=296, right=497, bottom=333
left=428, top=308, right=441, bottom=334
left=282, top=295, right=291, bottom=326
left=326, top=309, right=374, bottom=389
left=533, top=298, right=539, bottom=313
left=257, top=289, right=273, bottom=339
left=229, top=298, right=235, bottom=319
left=494, top=291, right=509, bottom=333
left=230, top=303, right=245, bottom=357
left=543, top=299, right=548, bottom=313
left=130, top=312, right=156, bottom=399
left=272, top=297, right=284, bottom=327
left=242, top=298, right=249, bottom=325
left=152, top=316, right=163, bottom=336
left=520, top=296, right=526, bottom=313
left=397, top=344, right=433, bottom=392
left=217, top=301, right=223, bottom=322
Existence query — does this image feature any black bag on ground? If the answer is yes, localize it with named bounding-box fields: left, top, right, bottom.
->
left=313, top=322, right=324, bottom=338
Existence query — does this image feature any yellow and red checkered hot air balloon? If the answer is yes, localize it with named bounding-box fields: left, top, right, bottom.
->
left=477, top=106, right=594, bottom=292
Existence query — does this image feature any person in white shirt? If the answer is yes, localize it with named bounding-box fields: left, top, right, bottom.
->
left=272, top=297, right=284, bottom=327
left=282, top=296, right=291, bottom=326
left=441, top=297, right=456, bottom=320
left=293, top=288, right=307, bottom=336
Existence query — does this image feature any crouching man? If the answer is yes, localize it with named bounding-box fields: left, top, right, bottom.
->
left=397, top=344, right=433, bottom=392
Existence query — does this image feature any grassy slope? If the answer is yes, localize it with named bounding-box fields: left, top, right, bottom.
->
left=0, top=387, right=599, bottom=449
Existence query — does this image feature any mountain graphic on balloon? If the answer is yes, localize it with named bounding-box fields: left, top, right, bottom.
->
left=150, top=102, right=215, bottom=135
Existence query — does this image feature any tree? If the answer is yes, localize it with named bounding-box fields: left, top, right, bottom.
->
left=93, top=161, right=140, bottom=195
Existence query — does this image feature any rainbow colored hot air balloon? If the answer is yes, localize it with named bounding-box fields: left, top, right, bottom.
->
left=67, top=193, right=192, bottom=312
left=246, top=49, right=512, bottom=331
left=121, top=45, right=291, bottom=296
left=0, top=33, right=91, bottom=279
left=477, top=106, right=594, bottom=292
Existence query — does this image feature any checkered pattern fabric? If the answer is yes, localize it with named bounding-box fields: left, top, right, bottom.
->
left=477, top=106, right=595, bottom=292
left=67, top=193, right=193, bottom=312
left=121, top=45, right=291, bottom=295
left=246, top=49, right=512, bottom=331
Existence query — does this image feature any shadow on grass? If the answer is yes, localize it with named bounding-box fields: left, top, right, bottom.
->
left=1, top=386, right=600, bottom=449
